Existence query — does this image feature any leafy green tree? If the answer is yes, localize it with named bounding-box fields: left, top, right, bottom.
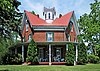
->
left=65, top=43, right=75, bottom=65
left=0, top=0, right=22, bottom=38
left=78, top=0, right=100, bottom=55
left=26, top=39, right=38, bottom=64
left=78, top=42, right=87, bottom=64
left=0, top=0, right=22, bottom=64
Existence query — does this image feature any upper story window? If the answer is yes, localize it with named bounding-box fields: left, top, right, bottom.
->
left=28, top=34, right=32, bottom=42
left=74, top=37, right=76, bottom=42
left=45, top=14, right=46, bottom=19
left=71, top=27, right=73, bottom=32
left=26, top=24, right=28, bottom=32
left=48, top=13, right=50, bottom=19
left=68, top=34, right=70, bottom=41
left=47, top=32, right=54, bottom=42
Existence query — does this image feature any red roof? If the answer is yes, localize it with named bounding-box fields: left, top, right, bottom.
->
left=25, top=10, right=73, bottom=26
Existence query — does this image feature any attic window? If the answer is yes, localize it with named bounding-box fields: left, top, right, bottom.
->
left=26, top=24, right=28, bottom=32
left=71, top=27, right=73, bottom=32
left=28, top=34, right=32, bottom=42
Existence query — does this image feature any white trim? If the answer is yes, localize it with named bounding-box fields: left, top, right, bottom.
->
left=34, top=28, right=64, bottom=31
left=49, top=44, right=51, bottom=65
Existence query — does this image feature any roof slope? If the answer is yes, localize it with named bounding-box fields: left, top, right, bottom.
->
left=25, top=10, right=73, bottom=26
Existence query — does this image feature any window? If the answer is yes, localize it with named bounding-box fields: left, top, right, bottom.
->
left=68, top=34, right=70, bottom=41
left=48, top=13, right=50, bottom=19
left=26, top=24, right=28, bottom=32
left=74, top=37, right=76, bottom=42
left=71, top=27, right=73, bottom=32
left=28, top=34, right=32, bottom=42
left=47, top=32, right=53, bottom=41
left=52, top=14, right=54, bottom=19
left=39, top=48, right=44, bottom=62
left=45, top=14, right=46, bottom=19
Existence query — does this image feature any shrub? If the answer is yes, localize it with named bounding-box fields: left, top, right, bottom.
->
left=88, top=54, right=99, bottom=64
left=65, top=43, right=75, bottom=65
left=78, top=42, right=87, bottom=65
left=6, top=53, right=22, bottom=64
left=26, top=39, right=38, bottom=64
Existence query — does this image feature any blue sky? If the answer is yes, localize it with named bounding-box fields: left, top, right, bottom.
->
left=18, top=0, right=97, bottom=19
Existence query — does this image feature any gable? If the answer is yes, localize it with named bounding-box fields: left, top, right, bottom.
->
left=70, top=12, right=79, bottom=36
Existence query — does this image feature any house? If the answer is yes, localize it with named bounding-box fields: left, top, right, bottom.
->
left=21, top=7, right=79, bottom=65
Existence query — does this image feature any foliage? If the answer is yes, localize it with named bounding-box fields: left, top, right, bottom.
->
left=88, top=54, right=99, bottom=64
left=78, top=0, right=100, bottom=56
left=26, top=39, right=38, bottom=64
left=0, top=0, right=22, bottom=38
left=78, top=42, right=87, bottom=65
left=65, top=43, right=75, bottom=65
left=0, top=37, right=14, bottom=64
left=0, top=0, right=22, bottom=64
left=9, top=53, right=22, bottom=64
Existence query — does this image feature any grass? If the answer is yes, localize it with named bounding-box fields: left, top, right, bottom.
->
left=0, top=64, right=100, bottom=71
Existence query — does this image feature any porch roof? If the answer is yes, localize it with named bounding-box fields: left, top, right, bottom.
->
left=35, top=41, right=78, bottom=45
left=9, top=41, right=78, bottom=49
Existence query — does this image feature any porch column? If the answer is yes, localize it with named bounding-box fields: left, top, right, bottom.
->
left=49, top=44, right=51, bottom=65
left=74, top=45, right=78, bottom=65
left=22, top=39, right=24, bottom=63
left=66, top=44, right=68, bottom=50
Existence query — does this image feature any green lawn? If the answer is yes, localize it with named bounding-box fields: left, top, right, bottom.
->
left=0, top=64, right=100, bottom=71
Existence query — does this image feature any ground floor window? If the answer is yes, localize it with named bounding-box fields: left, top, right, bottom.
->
left=38, top=45, right=65, bottom=62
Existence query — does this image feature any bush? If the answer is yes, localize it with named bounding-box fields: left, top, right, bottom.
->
left=65, top=43, right=75, bottom=65
left=88, top=54, right=99, bottom=64
left=26, top=39, right=38, bottom=64
left=78, top=42, right=87, bottom=65
left=5, top=53, right=22, bottom=64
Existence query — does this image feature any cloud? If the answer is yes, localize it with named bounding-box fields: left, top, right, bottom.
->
left=18, top=0, right=95, bottom=19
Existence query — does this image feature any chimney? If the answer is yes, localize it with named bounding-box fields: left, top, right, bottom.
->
left=37, top=14, right=39, bottom=18
left=59, top=14, right=62, bottom=18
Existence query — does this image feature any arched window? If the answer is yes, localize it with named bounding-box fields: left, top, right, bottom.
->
left=48, top=13, right=50, bottom=19
left=45, top=14, right=46, bottom=19
left=52, top=14, right=54, bottom=19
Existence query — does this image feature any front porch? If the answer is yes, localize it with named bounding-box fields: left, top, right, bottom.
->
left=14, top=41, right=78, bottom=65
left=35, top=41, right=78, bottom=65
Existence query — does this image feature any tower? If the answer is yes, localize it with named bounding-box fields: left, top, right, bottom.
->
left=43, top=7, right=56, bottom=23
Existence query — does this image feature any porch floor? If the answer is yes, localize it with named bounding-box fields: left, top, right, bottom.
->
left=39, top=62, right=66, bottom=65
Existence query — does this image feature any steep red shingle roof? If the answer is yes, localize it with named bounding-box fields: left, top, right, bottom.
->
left=25, top=10, right=73, bottom=26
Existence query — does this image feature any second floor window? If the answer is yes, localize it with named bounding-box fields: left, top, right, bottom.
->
left=47, top=32, right=53, bottom=42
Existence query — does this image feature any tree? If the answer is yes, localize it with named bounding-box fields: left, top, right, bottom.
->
left=78, top=42, right=87, bottom=64
left=65, top=43, right=75, bottom=65
left=0, top=0, right=22, bottom=64
left=0, top=0, right=22, bottom=38
left=26, top=39, right=38, bottom=64
left=78, top=0, right=100, bottom=55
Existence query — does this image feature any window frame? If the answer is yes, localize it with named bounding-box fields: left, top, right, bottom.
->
left=46, top=32, right=54, bottom=42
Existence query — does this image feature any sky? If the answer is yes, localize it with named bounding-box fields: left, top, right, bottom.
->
left=18, top=0, right=97, bottom=19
